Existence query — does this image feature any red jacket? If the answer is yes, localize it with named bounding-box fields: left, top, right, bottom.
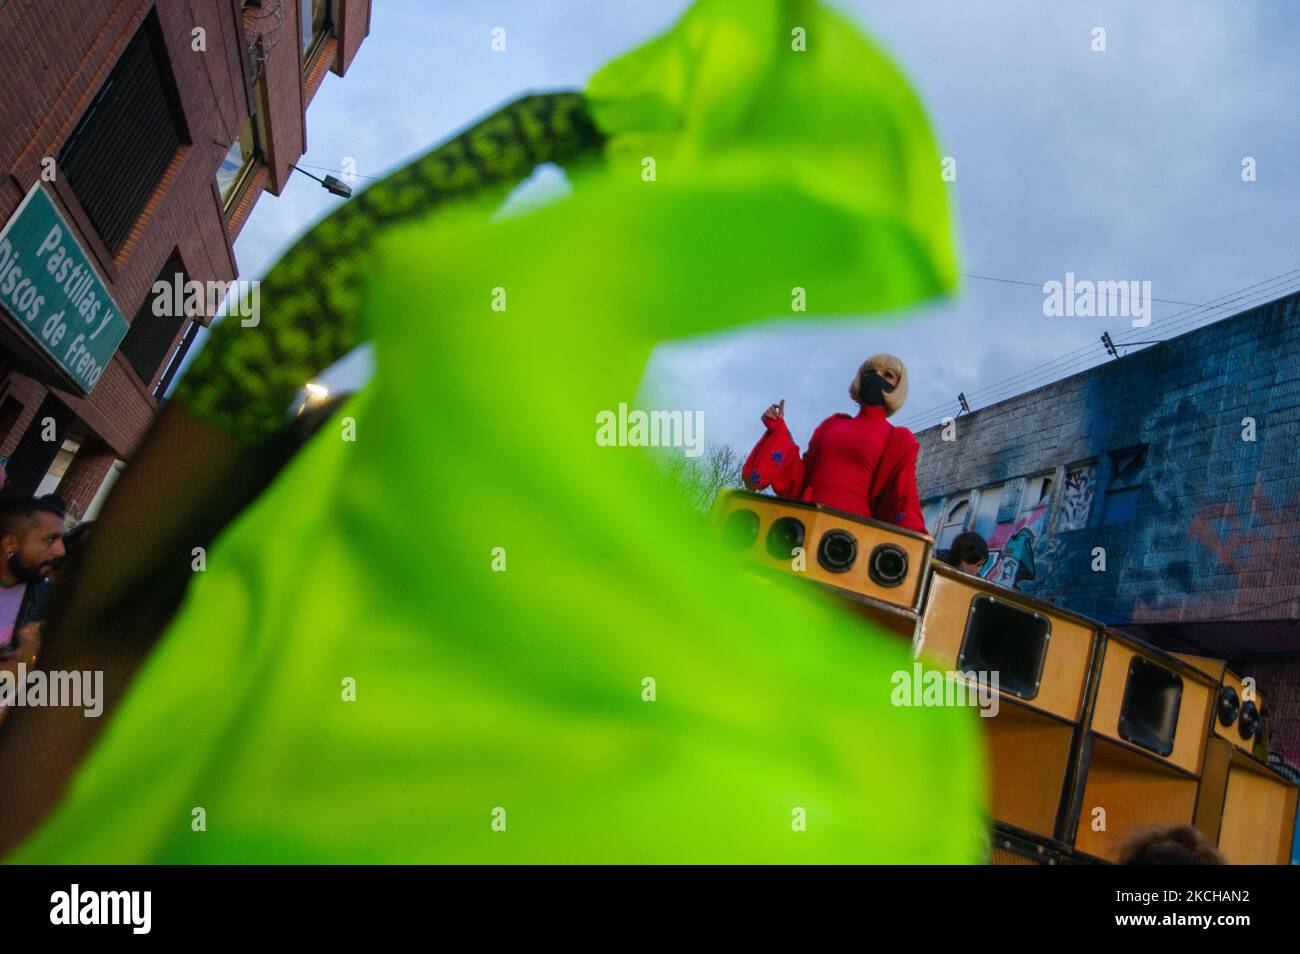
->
left=742, top=405, right=927, bottom=533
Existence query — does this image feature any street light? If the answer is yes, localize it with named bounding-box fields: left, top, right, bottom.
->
left=297, top=381, right=331, bottom=415
left=290, top=163, right=352, bottom=198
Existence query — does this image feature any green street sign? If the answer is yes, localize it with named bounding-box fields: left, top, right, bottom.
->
left=0, top=182, right=129, bottom=394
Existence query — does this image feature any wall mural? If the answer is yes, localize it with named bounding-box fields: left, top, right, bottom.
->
left=1057, top=463, right=1096, bottom=532
left=921, top=499, right=944, bottom=534
left=925, top=482, right=1056, bottom=590
left=1130, top=475, right=1300, bottom=625
left=977, top=493, right=1051, bottom=588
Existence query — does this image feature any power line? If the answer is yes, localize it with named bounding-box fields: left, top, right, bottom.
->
left=913, top=269, right=1293, bottom=420
left=896, top=266, right=1300, bottom=430
left=901, top=267, right=1300, bottom=423
left=1113, top=268, right=1300, bottom=347
left=899, top=283, right=1300, bottom=430
left=963, top=272, right=1200, bottom=307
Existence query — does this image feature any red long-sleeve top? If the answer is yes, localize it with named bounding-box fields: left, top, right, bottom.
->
left=742, top=405, right=927, bottom=533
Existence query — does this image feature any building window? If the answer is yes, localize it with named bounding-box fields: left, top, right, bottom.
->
left=921, top=498, right=944, bottom=535
left=217, top=115, right=261, bottom=210
left=1100, top=449, right=1146, bottom=526
left=35, top=438, right=81, bottom=498
left=937, top=498, right=970, bottom=549
left=1057, top=461, right=1097, bottom=531
left=57, top=14, right=185, bottom=254
left=120, top=251, right=189, bottom=388
left=1018, top=474, right=1053, bottom=528
left=302, top=0, right=332, bottom=60
left=971, top=483, right=1004, bottom=540
left=152, top=320, right=200, bottom=400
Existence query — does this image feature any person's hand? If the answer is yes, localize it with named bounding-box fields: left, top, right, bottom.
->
left=762, top=399, right=785, bottom=422
left=0, top=622, right=42, bottom=668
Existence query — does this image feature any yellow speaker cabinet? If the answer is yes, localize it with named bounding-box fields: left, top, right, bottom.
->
left=1194, top=738, right=1298, bottom=865
left=989, top=823, right=1096, bottom=866
left=1173, top=653, right=1270, bottom=759
left=914, top=563, right=1104, bottom=843
left=1068, top=632, right=1218, bottom=863
left=714, top=489, right=932, bottom=638
left=1173, top=654, right=1298, bottom=864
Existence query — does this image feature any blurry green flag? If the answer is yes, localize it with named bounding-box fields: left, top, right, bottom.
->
left=13, top=0, right=983, bottom=863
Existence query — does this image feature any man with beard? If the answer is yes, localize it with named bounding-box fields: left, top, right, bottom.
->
left=0, top=498, right=64, bottom=715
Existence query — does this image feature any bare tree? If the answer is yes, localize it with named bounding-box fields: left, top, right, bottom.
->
left=661, top=442, right=745, bottom=513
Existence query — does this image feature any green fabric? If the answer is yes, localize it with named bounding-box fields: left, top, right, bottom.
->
left=174, top=92, right=603, bottom=441
left=12, top=0, right=982, bottom=863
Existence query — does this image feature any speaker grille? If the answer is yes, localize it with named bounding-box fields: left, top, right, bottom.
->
left=868, top=543, right=909, bottom=587
left=1238, top=700, right=1260, bottom=741
left=957, top=594, right=1051, bottom=699
left=723, top=508, right=760, bottom=550
left=816, top=528, right=858, bottom=573
left=1119, top=656, right=1183, bottom=758
left=1217, top=685, right=1240, bottom=728
left=765, top=516, right=805, bottom=560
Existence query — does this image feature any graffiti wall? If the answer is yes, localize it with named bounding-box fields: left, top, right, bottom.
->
left=925, top=477, right=1058, bottom=590
left=911, top=290, right=1300, bottom=630
left=1057, top=464, right=1096, bottom=531
left=912, top=293, right=1300, bottom=765
left=981, top=501, right=1051, bottom=588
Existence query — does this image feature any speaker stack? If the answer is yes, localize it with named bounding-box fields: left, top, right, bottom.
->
left=1175, top=654, right=1299, bottom=865
left=914, top=562, right=1104, bottom=848
left=713, top=490, right=931, bottom=638
left=715, top=497, right=1297, bottom=864
left=1061, top=632, right=1220, bottom=862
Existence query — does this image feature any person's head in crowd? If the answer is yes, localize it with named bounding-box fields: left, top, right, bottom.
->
left=0, top=497, right=66, bottom=585
left=1118, top=825, right=1226, bottom=865
left=942, top=531, right=989, bottom=575
left=45, top=520, right=93, bottom=582
left=37, top=494, right=66, bottom=516
left=36, top=493, right=75, bottom=530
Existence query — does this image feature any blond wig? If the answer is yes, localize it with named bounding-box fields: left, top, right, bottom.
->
left=848, top=353, right=908, bottom=417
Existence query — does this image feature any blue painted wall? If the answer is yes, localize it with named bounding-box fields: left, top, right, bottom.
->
left=915, top=292, right=1300, bottom=635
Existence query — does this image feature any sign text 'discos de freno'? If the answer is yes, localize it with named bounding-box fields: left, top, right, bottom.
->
left=0, top=183, right=128, bottom=394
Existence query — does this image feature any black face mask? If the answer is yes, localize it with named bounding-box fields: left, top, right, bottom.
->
left=857, top=368, right=896, bottom=408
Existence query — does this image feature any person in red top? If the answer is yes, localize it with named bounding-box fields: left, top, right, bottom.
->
left=742, top=353, right=927, bottom=533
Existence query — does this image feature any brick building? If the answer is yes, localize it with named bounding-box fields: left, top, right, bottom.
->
left=0, top=0, right=372, bottom=517
left=915, top=291, right=1300, bottom=765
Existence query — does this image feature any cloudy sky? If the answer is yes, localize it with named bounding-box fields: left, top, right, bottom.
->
left=203, top=0, right=1300, bottom=454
